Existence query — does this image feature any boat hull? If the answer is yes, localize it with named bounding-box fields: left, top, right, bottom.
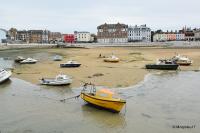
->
left=81, top=93, right=126, bottom=112
left=40, top=82, right=71, bottom=86
left=104, top=59, right=119, bottom=63
left=177, top=63, right=191, bottom=66
left=54, top=59, right=62, bottom=61
left=60, top=64, right=81, bottom=68
left=175, top=61, right=192, bottom=66
left=15, top=59, right=25, bottom=63
left=20, top=62, right=37, bottom=64
left=0, top=71, right=12, bottom=84
left=40, top=79, right=72, bottom=86
left=146, top=64, right=179, bottom=70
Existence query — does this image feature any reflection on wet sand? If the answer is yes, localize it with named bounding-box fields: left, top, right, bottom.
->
left=81, top=103, right=126, bottom=127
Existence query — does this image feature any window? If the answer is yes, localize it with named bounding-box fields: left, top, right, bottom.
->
left=99, top=29, right=103, bottom=32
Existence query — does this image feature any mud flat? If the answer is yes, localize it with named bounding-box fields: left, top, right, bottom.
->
left=4, top=47, right=197, bottom=88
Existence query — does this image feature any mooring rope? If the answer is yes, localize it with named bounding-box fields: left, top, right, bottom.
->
left=59, top=94, right=81, bottom=103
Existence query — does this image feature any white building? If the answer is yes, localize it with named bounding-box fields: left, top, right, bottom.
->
left=74, top=31, right=93, bottom=43
left=176, top=33, right=185, bottom=41
left=128, top=25, right=151, bottom=42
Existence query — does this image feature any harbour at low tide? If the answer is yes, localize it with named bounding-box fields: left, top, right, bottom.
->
left=0, top=71, right=199, bottom=133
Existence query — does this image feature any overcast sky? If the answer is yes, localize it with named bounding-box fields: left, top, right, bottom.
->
left=1, top=0, right=200, bottom=33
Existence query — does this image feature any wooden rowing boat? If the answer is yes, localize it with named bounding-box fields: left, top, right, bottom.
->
left=81, top=83, right=126, bottom=112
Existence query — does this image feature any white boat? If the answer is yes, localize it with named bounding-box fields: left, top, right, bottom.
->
left=20, top=58, right=38, bottom=64
left=0, top=69, right=12, bottom=83
left=104, top=55, right=119, bottom=63
left=172, top=54, right=193, bottom=66
left=40, top=74, right=72, bottom=86
left=53, top=55, right=63, bottom=61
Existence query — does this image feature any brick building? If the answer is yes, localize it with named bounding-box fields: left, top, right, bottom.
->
left=27, top=30, right=49, bottom=43
left=97, top=23, right=128, bottom=43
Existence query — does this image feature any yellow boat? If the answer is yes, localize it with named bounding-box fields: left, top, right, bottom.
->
left=81, top=83, right=126, bottom=112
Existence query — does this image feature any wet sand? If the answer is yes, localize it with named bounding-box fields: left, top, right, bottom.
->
left=11, top=47, right=200, bottom=88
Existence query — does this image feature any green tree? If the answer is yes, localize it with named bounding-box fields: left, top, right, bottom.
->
left=9, top=28, right=18, bottom=40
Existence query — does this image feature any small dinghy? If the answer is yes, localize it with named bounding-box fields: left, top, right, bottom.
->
left=60, top=60, right=81, bottom=68
left=20, top=58, right=38, bottom=64
left=15, top=56, right=26, bottom=63
left=104, top=55, right=119, bottom=63
left=40, top=74, right=72, bottom=86
left=53, top=55, right=63, bottom=61
left=0, top=68, right=12, bottom=84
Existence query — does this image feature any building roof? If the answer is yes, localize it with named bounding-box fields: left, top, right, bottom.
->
left=74, top=31, right=90, bottom=33
left=97, top=23, right=128, bottom=29
left=17, top=30, right=27, bottom=34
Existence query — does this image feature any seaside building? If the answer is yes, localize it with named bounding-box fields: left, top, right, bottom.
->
left=97, top=23, right=128, bottom=43
left=185, top=32, right=195, bottom=41
left=74, top=31, right=93, bottom=43
left=16, top=30, right=29, bottom=43
left=179, top=27, right=194, bottom=41
left=166, top=33, right=176, bottom=41
left=27, top=30, right=49, bottom=43
left=153, top=32, right=185, bottom=42
left=176, top=33, right=185, bottom=41
left=48, top=32, right=62, bottom=43
left=194, top=30, right=200, bottom=41
left=63, top=34, right=75, bottom=43
left=153, top=33, right=167, bottom=42
left=128, top=24, right=151, bottom=42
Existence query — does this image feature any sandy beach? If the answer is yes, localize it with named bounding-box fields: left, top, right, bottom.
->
left=10, top=47, right=200, bottom=88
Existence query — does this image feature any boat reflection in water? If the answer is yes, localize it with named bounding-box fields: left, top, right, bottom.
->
left=81, top=103, right=126, bottom=128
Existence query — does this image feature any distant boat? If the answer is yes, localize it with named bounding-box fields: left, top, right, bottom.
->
left=146, top=59, right=179, bottom=70
left=0, top=68, right=12, bottom=84
left=172, top=54, right=193, bottom=66
left=53, top=55, right=63, bottom=61
left=40, top=74, right=72, bottom=86
left=81, top=83, right=126, bottom=113
left=104, top=55, right=119, bottom=63
left=14, top=56, right=25, bottom=63
left=20, top=58, right=38, bottom=64
left=60, top=60, right=81, bottom=68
